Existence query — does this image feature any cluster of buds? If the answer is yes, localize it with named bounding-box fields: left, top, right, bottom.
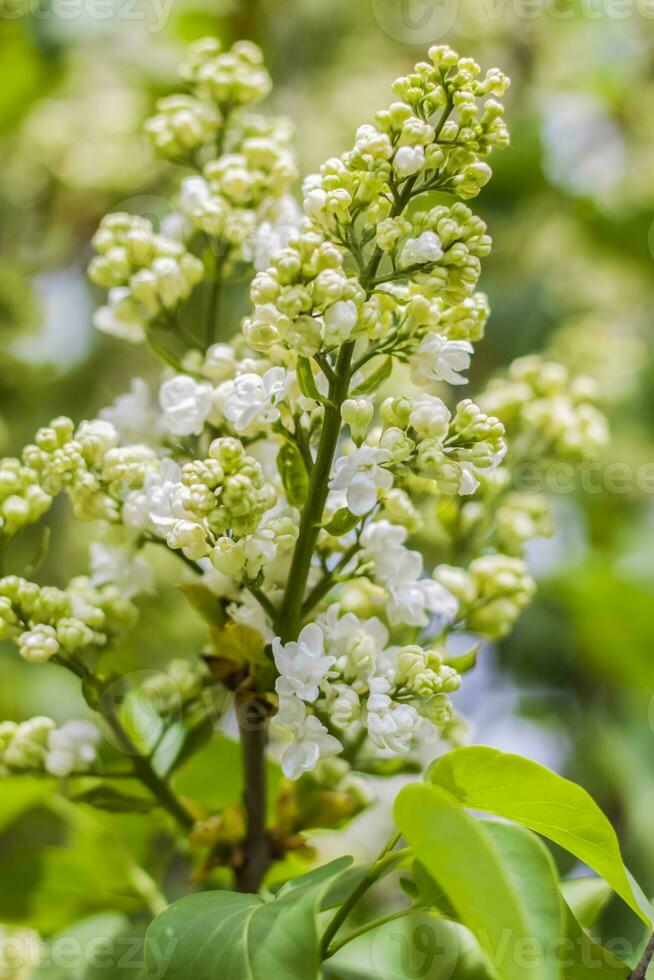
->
left=244, top=232, right=365, bottom=353
left=143, top=40, right=299, bottom=275
left=88, top=213, right=204, bottom=344
left=0, top=717, right=100, bottom=777
left=377, top=394, right=505, bottom=496
left=394, top=644, right=461, bottom=699
left=0, top=573, right=137, bottom=664
left=390, top=46, right=510, bottom=196
left=302, top=44, right=509, bottom=247
left=159, top=437, right=277, bottom=565
left=145, top=94, right=220, bottom=162
left=0, top=457, right=51, bottom=538
left=179, top=38, right=272, bottom=109
left=435, top=554, right=535, bottom=640
left=22, top=417, right=157, bottom=523
left=479, top=356, right=609, bottom=460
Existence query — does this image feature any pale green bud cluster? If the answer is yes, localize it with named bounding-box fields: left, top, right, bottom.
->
left=480, top=356, right=609, bottom=460
left=377, top=394, right=505, bottom=495
left=144, top=94, right=220, bottom=162
left=245, top=232, right=365, bottom=352
left=0, top=457, right=51, bottom=539
left=141, top=659, right=205, bottom=714
left=88, top=213, right=204, bottom=343
left=0, top=576, right=105, bottom=663
left=395, top=644, right=461, bottom=699
left=398, top=203, right=491, bottom=303
left=163, top=437, right=276, bottom=566
left=204, top=115, right=296, bottom=210
left=302, top=44, right=509, bottom=252
left=179, top=38, right=272, bottom=109
left=435, top=554, right=535, bottom=640
left=0, top=716, right=55, bottom=772
left=391, top=46, right=509, bottom=198
left=22, top=416, right=157, bottom=523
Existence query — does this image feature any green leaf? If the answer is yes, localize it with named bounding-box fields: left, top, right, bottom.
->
left=443, top=644, right=480, bottom=674
left=277, top=440, right=309, bottom=507
left=321, top=507, right=360, bottom=537
left=395, top=783, right=564, bottom=980
left=560, top=907, right=630, bottom=980
left=70, top=785, right=156, bottom=814
left=351, top=356, right=393, bottom=396
left=323, top=913, right=493, bottom=980
left=297, top=356, right=323, bottom=402
left=209, top=620, right=268, bottom=667
left=177, top=583, right=226, bottom=627
left=277, top=856, right=353, bottom=897
left=0, top=776, right=54, bottom=832
left=144, top=860, right=347, bottom=979
left=560, top=877, right=613, bottom=930
left=428, top=746, right=649, bottom=925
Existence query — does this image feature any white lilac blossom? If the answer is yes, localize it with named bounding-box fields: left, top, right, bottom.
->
left=44, top=720, right=101, bottom=777
left=272, top=623, right=335, bottom=702
left=410, top=334, right=474, bottom=386
left=223, top=367, right=290, bottom=432
left=159, top=375, right=214, bottom=437
left=328, top=446, right=393, bottom=516
left=276, top=696, right=341, bottom=780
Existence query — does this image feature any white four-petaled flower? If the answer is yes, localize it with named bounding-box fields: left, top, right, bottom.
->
left=329, top=446, right=393, bottom=516
left=272, top=623, right=335, bottom=702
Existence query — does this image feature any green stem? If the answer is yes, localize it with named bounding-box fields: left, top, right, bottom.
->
left=276, top=340, right=355, bottom=641
left=326, top=905, right=429, bottom=958
left=301, top=539, right=360, bottom=617
left=320, top=835, right=409, bottom=959
left=101, top=706, right=195, bottom=832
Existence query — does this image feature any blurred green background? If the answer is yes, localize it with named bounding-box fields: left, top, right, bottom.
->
left=1, top=0, right=653, bottom=970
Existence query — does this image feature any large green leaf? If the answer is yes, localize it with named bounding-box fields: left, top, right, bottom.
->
left=560, top=909, right=630, bottom=980
left=394, top=783, right=564, bottom=980
left=560, top=878, right=613, bottom=931
left=323, top=913, right=493, bottom=980
left=428, top=746, right=649, bottom=925
left=144, top=859, right=347, bottom=978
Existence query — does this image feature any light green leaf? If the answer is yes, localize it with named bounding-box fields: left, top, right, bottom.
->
left=350, top=356, right=393, bottom=396
left=277, top=440, right=309, bottom=507
left=428, top=746, right=649, bottom=925
left=321, top=507, right=360, bottom=537
left=297, top=356, right=323, bottom=402
left=560, top=877, right=613, bottom=930
left=144, top=860, right=347, bottom=978
left=560, top=908, right=630, bottom=980
left=177, top=583, right=226, bottom=627
left=395, top=783, right=564, bottom=980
